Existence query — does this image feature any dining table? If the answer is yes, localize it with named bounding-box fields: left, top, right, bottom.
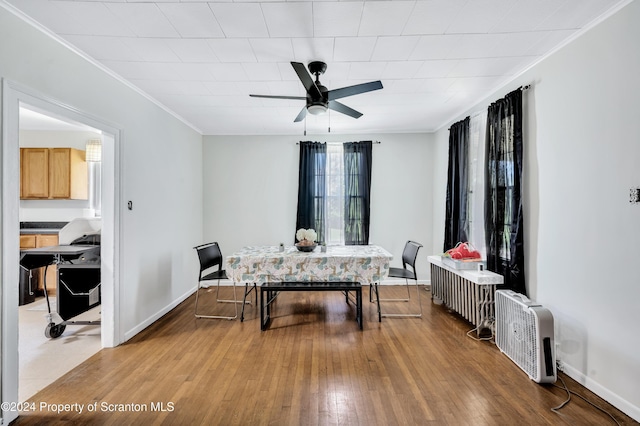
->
left=225, top=244, right=393, bottom=328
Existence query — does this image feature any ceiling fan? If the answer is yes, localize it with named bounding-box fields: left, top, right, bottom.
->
left=250, top=61, right=383, bottom=122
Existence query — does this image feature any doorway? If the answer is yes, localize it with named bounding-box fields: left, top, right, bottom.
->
left=1, top=80, right=121, bottom=420
left=18, top=104, right=103, bottom=401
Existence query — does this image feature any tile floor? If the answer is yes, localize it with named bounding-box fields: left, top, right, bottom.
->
left=18, top=297, right=102, bottom=402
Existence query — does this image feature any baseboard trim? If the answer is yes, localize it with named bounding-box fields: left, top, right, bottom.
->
left=561, top=362, right=640, bottom=422
left=123, top=287, right=194, bottom=342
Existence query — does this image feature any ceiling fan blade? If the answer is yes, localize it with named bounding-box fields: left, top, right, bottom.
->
left=294, top=106, right=307, bottom=122
left=327, top=81, right=383, bottom=101
left=291, top=62, right=322, bottom=99
left=328, top=100, right=362, bottom=119
left=249, top=94, right=306, bottom=100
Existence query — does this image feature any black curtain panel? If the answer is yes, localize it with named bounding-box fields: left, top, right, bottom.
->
left=485, top=89, right=526, bottom=295
left=295, top=142, right=327, bottom=244
left=343, top=141, right=372, bottom=245
left=443, top=117, right=470, bottom=252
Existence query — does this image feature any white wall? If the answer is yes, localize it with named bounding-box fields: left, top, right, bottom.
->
left=19, top=129, right=99, bottom=149
left=432, top=1, right=640, bottom=420
left=0, top=7, right=203, bottom=341
left=431, top=129, right=449, bottom=256
left=203, top=133, right=435, bottom=281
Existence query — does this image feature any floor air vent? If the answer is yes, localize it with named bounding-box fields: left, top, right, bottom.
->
left=495, top=290, right=556, bottom=383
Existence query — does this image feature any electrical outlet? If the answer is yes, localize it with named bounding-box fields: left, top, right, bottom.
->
left=630, top=188, right=640, bottom=204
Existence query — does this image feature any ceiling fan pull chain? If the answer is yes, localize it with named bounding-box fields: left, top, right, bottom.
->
left=328, top=108, right=331, bottom=133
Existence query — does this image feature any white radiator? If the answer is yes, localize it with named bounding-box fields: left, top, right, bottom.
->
left=428, top=256, right=503, bottom=335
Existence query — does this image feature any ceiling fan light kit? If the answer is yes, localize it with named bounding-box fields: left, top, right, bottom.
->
left=250, top=61, right=383, bottom=123
left=307, top=104, right=328, bottom=115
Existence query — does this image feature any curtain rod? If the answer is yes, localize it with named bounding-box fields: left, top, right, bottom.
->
left=447, top=83, right=533, bottom=130
left=296, top=141, right=381, bottom=145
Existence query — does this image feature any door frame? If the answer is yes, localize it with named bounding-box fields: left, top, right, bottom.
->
left=1, top=79, right=122, bottom=421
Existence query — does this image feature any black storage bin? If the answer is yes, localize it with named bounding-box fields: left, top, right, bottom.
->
left=19, top=267, right=39, bottom=306
left=57, top=264, right=101, bottom=320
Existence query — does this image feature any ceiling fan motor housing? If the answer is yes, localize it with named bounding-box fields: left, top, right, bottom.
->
left=307, top=83, right=329, bottom=114
left=308, top=61, right=327, bottom=77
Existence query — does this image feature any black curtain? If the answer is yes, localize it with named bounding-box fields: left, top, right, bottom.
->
left=295, top=142, right=327, bottom=244
left=485, top=89, right=526, bottom=295
left=443, top=117, right=470, bottom=251
left=343, top=141, right=372, bottom=245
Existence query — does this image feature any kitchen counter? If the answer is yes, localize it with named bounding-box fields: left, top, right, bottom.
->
left=19, top=228, right=62, bottom=234
left=20, top=222, right=67, bottom=234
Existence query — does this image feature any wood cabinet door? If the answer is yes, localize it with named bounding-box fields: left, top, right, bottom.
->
left=20, top=148, right=49, bottom=198
left=19, top=234, right=36, bottom=249
left=49, top=148, right=88, bottom=200
left=49, top=148, right=72, bottom=199
left=36, top=234, right=59, bottom=247
left=68, top=148, right=88, bottom=199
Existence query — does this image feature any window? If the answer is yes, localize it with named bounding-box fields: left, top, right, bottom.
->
left=296, top=141, right=372, bottom=245
left=325, top=144, right=345, bottom=245
left=467, top=111, right=487, bottom=257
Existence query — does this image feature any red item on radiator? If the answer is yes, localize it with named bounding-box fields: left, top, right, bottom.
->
left=444, top=242, right=481, bottom=260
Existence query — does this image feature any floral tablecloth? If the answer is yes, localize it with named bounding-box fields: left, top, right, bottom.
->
left=225, top=245, right=393, bottom=285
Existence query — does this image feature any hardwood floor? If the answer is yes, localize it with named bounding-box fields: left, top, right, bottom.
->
left=13, top=286, right=637, bottom=425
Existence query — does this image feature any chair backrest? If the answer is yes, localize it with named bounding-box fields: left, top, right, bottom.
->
left=195, top=242, right=223, bottom=275
left=401, top=240, right=423, bottom=276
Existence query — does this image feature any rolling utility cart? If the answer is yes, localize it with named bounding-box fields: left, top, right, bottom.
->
left=20, top=245, right=101, bottom=338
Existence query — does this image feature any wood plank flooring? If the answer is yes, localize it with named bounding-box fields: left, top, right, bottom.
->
left=13, top=286, right=637, bottom=425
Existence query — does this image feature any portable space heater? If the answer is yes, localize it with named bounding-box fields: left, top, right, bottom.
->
left=495, top=290, right=557, bottom=383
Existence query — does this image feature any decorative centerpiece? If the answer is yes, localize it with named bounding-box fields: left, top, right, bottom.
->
left=295, top=228, right=318, bottom=252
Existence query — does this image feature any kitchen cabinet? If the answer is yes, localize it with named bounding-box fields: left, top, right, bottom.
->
left=20, top=148, right=88, bottom=200
left=20, top=148, right=49, bottom=198
left=20, top=233, right=59, bottom=293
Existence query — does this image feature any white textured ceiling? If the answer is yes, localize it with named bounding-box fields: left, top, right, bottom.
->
left=5, top=0, right=627, bottom=135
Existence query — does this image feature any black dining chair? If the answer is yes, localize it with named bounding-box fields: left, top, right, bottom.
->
left=373, top=240, right=423, bottom=318
left=194, top=242, right=255, bottom=320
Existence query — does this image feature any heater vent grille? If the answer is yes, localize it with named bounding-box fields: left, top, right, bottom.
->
left=495, top=290, right=556, bottom=383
